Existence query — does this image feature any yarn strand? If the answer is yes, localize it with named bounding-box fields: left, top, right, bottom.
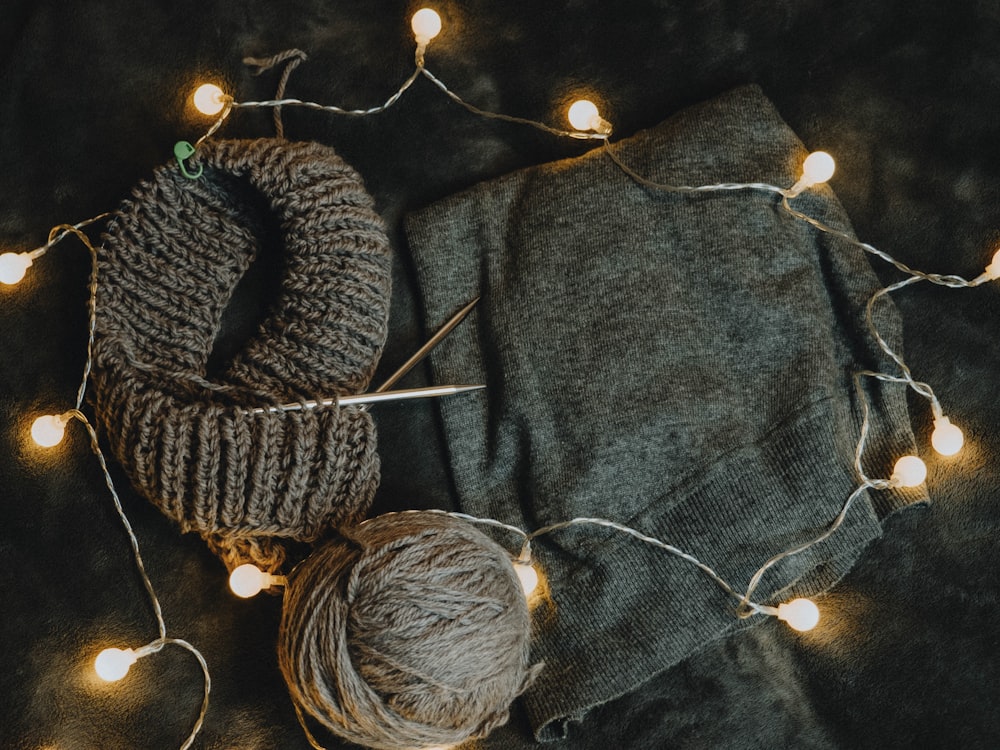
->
left=243, top=48, right=308, bottom=139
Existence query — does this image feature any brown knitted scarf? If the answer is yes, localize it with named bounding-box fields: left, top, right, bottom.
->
left=90, top=138, right=391, bottom=570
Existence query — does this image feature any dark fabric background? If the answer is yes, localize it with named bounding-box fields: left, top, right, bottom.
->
left=1, top=1, right=998, bottom=748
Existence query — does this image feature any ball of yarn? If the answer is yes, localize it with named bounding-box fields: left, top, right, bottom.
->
left=278, top=511, right=541, bottom=749
left=91, top=138, right=391, bottom=570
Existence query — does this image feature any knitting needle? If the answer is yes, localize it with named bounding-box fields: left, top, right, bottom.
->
left=248, top=384, right=485, bottom=415
left=248, top=297, right=483, bottom=415
left=373, top=296, right=480, bottom=393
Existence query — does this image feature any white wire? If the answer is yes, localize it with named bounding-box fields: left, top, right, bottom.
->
left=31, top=218, right=213, bottom=750
left=20, top=35, right=996, bottom=750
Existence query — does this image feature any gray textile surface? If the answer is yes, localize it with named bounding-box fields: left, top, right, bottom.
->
left=405, top=84, right=925, bottom=739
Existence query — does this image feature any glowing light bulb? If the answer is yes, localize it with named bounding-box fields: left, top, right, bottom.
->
left=229, top=563, right=285, bottom=598
left=568, top=99, right=598, bottom=130
left=985, top=249, right=1000, bottom=281
left=787, top=151, right=836, bottom=197
left=931, top=416, right=964, bottom=457
left=192, top=83, right=227, bottom=116
left=411, top=8, right=442, bottom=43
left=891, top=455, right=927, bottom=488
left=0, top=252, right=32, bottom=285
left=31, top=413, right=68, bottom=448
left=513, top=561, right=540, bottom=597
left=802, top=151, right=836, bottom=185
left=777, top=598, right=820, bottom=632
left=567, top=99, right=611, bottom=134
left=94, top=647, right=137, bottom=682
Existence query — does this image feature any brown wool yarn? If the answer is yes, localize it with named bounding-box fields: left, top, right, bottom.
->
left=278, top=511, right=541, bottom=750
left=90, top=138, right=391, bottom=570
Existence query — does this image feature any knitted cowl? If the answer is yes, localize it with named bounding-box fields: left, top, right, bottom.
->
left=89, top=138, right=392, bottom=570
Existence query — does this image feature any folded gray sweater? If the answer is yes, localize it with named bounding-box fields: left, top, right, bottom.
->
left=404, top=84, right=923, bottom=740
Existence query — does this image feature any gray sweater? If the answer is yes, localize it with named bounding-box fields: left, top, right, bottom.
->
left=405, top=84, right=923, bottom=740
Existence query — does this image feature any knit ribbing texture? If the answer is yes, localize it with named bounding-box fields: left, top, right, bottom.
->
left=278, top=511, right=541, bottom=750
left=405, top=85, right=927, bottom=739
left=90, top=138, right=391, bottom=570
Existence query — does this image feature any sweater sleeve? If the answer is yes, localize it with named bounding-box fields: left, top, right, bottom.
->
left=404, top=84, right=923, bottom=740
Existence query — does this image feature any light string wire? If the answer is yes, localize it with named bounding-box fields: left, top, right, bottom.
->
left=26, top=224, right=211, bottom=749
left=32, top=213, right=110, bottom=263
left=192, top=37, right=610, bottom=146
left=601, top=135, right=989, bottom=431
left=178, top=25, right=997, bottom=626
left=188, top=29, right=987, bottom=442
left=5, top=11, right=998, bottom=749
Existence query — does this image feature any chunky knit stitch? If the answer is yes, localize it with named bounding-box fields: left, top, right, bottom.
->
left=404, top=85, right=925, bottom=739
left=90, top=138, right=391, bottom=570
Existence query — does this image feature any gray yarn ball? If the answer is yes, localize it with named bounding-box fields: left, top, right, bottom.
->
left=277, top=511, right=541, bottom=749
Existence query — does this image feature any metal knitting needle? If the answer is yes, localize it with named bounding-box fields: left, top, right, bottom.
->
left=373, top=296, right=480, bottom=393
left=248, top=384, right=485, bottom=415
left=247, top=297, right=483, bottom=415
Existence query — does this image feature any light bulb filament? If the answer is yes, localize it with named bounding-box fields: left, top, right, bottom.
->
left=94, top=647, right=138, bottom=682
left=513, top=559, right=540, bottom=598
left=411, top=8, right=442, bottom=65
left=984, top=249, right=1000, bottom=281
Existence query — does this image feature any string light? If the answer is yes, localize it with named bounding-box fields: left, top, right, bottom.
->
left=776, top=598, right=820, bottom=632
left=0, top=251, right=32, bottom=285
left=411, top=8, right=442, bottom=67
left=567, top=99, right=612, bottom=134
left=94, top=647, right=138, bottom=682
left=192, top=83, right=228, bottom=116
left=193, top=18, right=610, bottom=144
left=786, top=151, right=836, bottom=197
left=4, top=218, right=211, bottom=745
left=0, top=215, right=108, bottom=289
left=30, top=413, right=69, bottom=448
left=891, top=455, right=928, bottom=488
left=931, top=416, right=964, bottom=457
left=5, top=11, right=996, bottom=748
left=411, top=8, right=442, bottom=43
left=229, top=563, right=286, bottom=598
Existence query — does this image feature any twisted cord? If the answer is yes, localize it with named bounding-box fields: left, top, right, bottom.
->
left=865, top=277, right=941, bottom=411
left=69, top=409, right=167, bottom=638
left=780, top=194, right=988, bottom=287
left=603, top=139, right=786, bottom=195
left=418, top=66, right=608, bottom=141
left=194, top=53, right=609, bottom=145
left=230, top=67, right=422, bottom=120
